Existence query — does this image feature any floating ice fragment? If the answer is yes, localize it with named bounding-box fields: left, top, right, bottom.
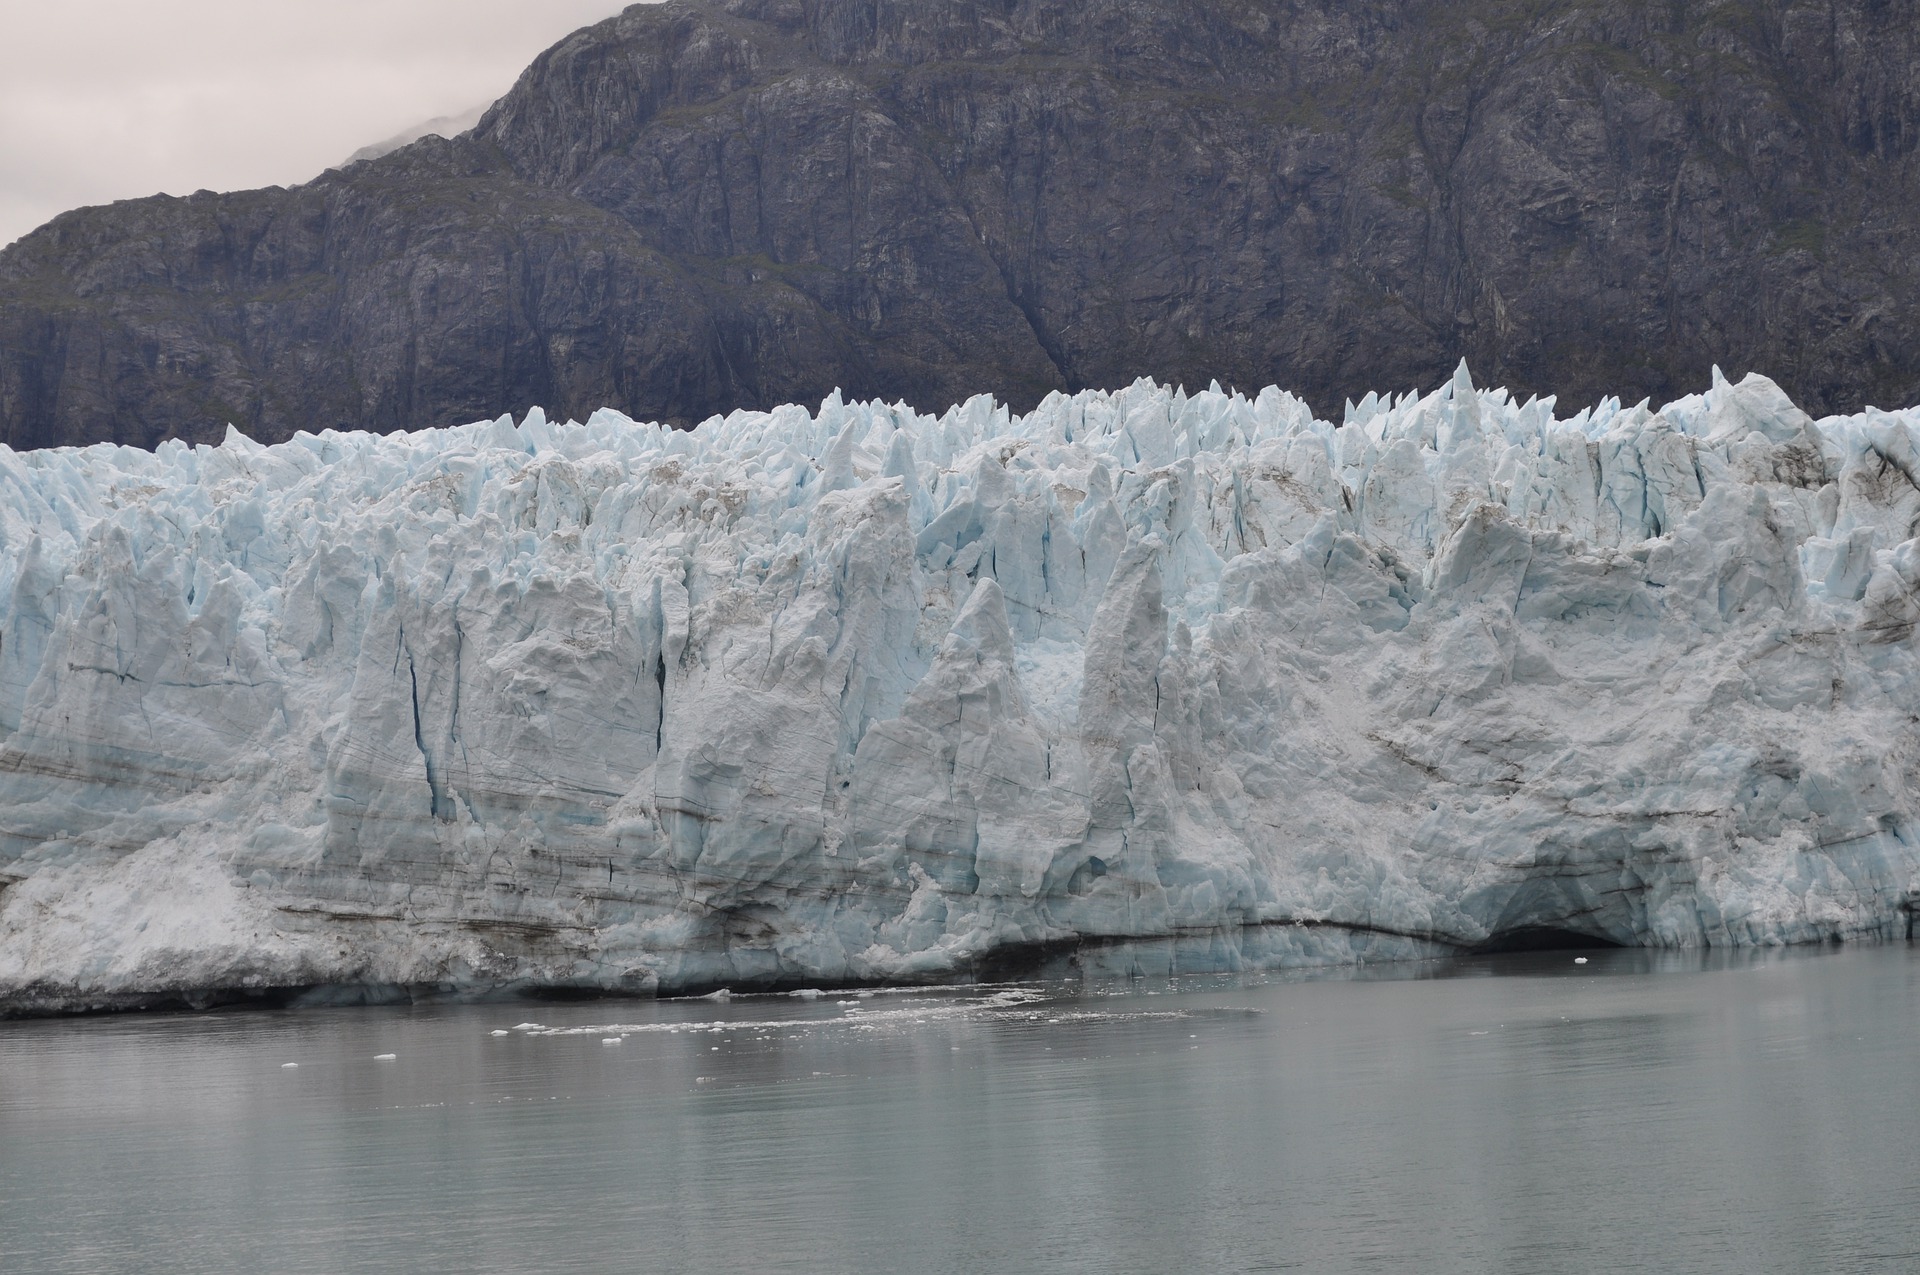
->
left=281, top=1063, right=298, bottom=1069
left=601, top=1038, right=622, bottom=1046
left=373, top=1053, right=397, bottom=1060
left=490, top=1030, right=510, bottom=1037
left=512, top=1023, right=544, bottom=1031
left=1574, top=957, right=1589, bottom=965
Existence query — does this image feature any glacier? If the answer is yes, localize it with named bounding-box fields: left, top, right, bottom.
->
left=3, top=364, right=1919, bottom=1013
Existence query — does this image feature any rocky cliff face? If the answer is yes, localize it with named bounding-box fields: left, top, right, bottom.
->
left=2, top=0, right=1918, bottom=451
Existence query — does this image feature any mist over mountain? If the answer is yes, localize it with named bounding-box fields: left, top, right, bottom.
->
left=1, top=0, right=1915, bottom=451
left=338, top=103, right=495, bottom=168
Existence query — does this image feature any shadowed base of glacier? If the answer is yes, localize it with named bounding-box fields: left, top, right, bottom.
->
left=8, top=919, right=1898, bottom=1019
left=0, top=975, right=662, bottom=1020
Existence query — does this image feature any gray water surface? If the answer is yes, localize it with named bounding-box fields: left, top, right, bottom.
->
left=4, top=946, right=1919, bottom=1274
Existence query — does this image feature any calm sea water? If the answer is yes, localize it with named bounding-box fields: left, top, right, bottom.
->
left=4, top=945, right=1919, bottom=1274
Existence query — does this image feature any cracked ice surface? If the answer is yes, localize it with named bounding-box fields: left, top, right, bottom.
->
left=2, top=364, right=1918, bottom=1012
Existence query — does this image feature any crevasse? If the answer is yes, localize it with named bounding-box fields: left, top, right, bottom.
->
left=2, top=363, right=1917, bottom=1011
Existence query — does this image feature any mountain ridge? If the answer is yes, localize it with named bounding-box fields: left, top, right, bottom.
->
left=339, top=102, right=495, bottom=168
left=1, top=0, right=1915, bottom=451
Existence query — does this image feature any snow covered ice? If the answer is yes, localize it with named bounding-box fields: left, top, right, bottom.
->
left=2, top=364, right=1919, bottom=1012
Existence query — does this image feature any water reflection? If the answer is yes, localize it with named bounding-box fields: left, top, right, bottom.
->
left=3, top=944, right=1917, bottom=1273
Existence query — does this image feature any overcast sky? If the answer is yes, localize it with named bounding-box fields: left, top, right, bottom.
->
left=0, top=0, right=640, bottom=248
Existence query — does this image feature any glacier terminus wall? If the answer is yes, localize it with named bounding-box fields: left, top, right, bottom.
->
left=3, top=365, right=1919, bottom=1012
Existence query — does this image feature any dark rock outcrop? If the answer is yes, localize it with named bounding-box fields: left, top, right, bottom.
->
left=2, top=0, right=1917, bottom=450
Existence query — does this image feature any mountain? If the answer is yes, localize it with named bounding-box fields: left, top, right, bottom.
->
left=338, top=103, right=495, bottom=168
left=0, top=0, right=1916, bottom=452
left=5, top=367, right=1919, bottom=1013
